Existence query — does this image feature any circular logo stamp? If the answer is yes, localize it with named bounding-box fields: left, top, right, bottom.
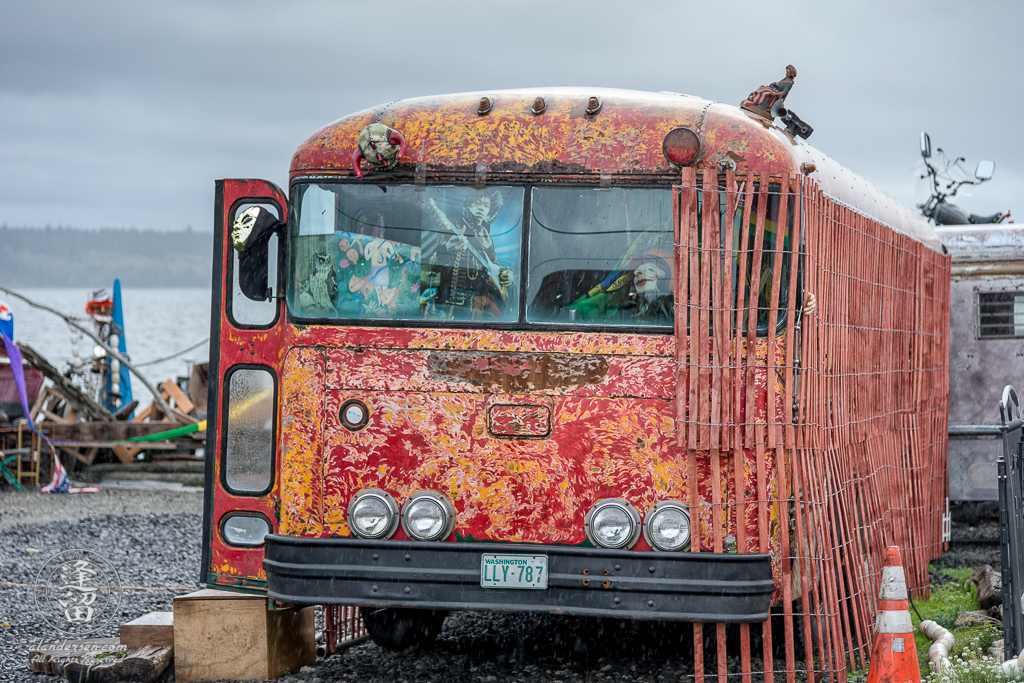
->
left=34, top=549, right=122, bottom=636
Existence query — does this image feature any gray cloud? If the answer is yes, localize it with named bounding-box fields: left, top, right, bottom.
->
left=2, top=0, right=1021, bottom=230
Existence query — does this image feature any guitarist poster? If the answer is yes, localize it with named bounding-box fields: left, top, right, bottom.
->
left=421, top=187, right=523, bottom=321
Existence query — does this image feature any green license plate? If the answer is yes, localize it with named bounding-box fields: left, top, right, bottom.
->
left=480, top=554, right=548, bottom=589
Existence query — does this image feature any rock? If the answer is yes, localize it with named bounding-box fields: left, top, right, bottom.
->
left=955, top=610, right=993, bottom=627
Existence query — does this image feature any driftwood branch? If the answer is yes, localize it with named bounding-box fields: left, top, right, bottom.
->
left=0, top=285, right=174, bottom=418
left=970, top=564, right=1003, bottom=610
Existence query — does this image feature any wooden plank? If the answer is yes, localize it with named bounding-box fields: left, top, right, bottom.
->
left=169, top=406, right=199, bottom=425
left=63, top=645, right=172, bottom=683
left=733, top=179, right=755, bottom=449
left=41, top=409, right=70, bottom=424
left=697, top=171, right=714, bottom=449
left=720, top=171, right=739, bottom=451
left=686, top=170, right=701, bottom=450
left=48, top=440, right=178, bottom=450
left=764, top=174, right=789, bottom=450
left=29, top=385, right=51, bottom=423
left=744, top=174, right=769, bottom=447
left=59, top=446, right=93, bottom=466
left=110, top=445, right=135, bottom=464
left=161, top=380, right=196, bottom=415
left=120, top=611, right=174, bottom=649
left=81, top=447, right=99, bottom=466
left=131, top=402, right=156, bottom=423
left=49, top=421, right=187, bottom=442
left=113, top=399, right=139, bottom=420
left=17, top=343, right=114, bottom=421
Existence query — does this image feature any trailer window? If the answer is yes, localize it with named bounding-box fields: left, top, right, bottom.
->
left=978, top=291, right=1024, bottom=338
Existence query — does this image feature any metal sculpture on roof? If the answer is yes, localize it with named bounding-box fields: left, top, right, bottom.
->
left=740, top=65, right=796, bottom=121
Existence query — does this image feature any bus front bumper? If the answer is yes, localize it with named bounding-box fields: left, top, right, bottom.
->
left=264, top=535, right=775, bottom=622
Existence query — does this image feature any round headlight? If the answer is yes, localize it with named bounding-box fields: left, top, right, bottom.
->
left=347, top=489, right=399, bottom=539
left=401, top=491, right=455, bottom=542
left=585, top=499, right=641, bottom=549
left=643, top=501, right=691, bottom=551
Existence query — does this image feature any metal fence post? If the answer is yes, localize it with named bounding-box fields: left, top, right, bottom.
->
left=998, top=385, right=1023, bottom=661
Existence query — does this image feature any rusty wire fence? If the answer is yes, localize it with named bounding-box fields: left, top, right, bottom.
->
left=321, top=605, right=367, bottom=655
left=673, top=169, right=950, bottom=682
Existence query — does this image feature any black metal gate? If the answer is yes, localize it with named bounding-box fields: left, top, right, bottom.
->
left=999, top=385, right=1023, bottom=660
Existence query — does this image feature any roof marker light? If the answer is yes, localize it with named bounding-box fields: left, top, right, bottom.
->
left=663, top=127, right=702, bottom=167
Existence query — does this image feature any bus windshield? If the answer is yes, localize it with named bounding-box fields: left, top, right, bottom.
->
left=286, top=181, right=793, bottom=332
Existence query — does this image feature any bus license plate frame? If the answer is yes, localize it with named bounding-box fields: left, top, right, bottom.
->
left=480, top=554, right=548, bottom=590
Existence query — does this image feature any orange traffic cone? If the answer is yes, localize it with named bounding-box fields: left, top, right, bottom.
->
left=866, top=546, right=920, bottom=683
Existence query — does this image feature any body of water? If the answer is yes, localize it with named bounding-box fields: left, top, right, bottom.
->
left=2, top=287, right=212, bottom=410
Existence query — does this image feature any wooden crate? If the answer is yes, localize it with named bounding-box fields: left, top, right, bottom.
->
left=173, top=589, right=314, bottom=681
left=120, top=610, right=174, bottom=648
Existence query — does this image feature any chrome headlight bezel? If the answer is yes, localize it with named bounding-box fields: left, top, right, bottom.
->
left=347, top=489, right=400, bottom=540
left=643, top=500, right=691, bottom=552
left=401, top=490, right=456, bottom=542
left=585, top=498, right=642, bottom=550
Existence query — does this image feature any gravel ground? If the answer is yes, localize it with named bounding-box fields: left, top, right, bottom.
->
left=0, top=488, right=203, bottom=683
left=0, top=488, right=1004, bottom=683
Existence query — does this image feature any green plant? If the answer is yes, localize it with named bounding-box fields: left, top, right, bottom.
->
left=924, top=628, right=1019, bottom=683
left=912, top=566, right=1015, bottom=682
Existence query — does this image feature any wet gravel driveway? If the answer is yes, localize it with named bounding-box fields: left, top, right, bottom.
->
left=0, top=488, right=1002, bottom=682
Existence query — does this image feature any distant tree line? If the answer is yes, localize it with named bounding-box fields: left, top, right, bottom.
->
left=0, top=226, right=214, bottom=287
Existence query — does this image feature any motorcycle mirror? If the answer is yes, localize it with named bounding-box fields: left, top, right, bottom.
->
left=975, top=159, right=995, bottom=181
left=920, top=132, right=932, bottom=159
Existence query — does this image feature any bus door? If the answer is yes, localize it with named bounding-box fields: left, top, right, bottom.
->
left=202, top=178, right=287, bottom=591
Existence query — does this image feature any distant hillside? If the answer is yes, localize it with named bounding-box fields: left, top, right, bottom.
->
left=0, top=227, right=214, bottom=287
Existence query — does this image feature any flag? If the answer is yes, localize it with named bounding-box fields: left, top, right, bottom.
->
left=41, top=448, right=71, bottom=493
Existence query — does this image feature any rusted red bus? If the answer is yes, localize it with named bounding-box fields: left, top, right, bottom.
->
left=203, top=82, right=950, bottom=679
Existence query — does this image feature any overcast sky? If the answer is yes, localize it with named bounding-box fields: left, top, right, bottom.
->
left=2, top=0, right=1020, bottom=231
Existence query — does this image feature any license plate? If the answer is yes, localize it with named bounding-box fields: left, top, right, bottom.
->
left=480, top=554, right=548, bottom=589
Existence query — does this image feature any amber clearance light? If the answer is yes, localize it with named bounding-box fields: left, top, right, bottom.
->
left=663, top=127, right=702, bottom=166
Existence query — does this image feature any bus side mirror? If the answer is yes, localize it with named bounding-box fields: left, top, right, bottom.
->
left=920, top=132, right=931, bottom=159
left=975, top=159, right=995, bottom=181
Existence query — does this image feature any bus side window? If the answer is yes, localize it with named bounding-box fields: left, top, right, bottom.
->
left=723, top=186, right=795, bottom=336
left=231, top=202, right=279, bottom=327
left=223, top=366, right=276, bottom=494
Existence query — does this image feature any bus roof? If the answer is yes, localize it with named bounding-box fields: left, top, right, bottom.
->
left=291, top=87, right=940, bottom=250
